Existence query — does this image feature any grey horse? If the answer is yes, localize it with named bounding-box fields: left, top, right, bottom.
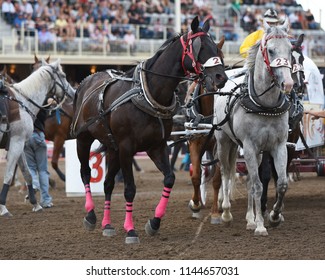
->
left=214, top=18, right=293, bottom=236
left=0, top=59, right=75, bottom=216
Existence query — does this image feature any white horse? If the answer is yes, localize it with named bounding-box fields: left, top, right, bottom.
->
left=214, top=19, right=293, bottom=236
left=0, top=59, right=75, bottom=216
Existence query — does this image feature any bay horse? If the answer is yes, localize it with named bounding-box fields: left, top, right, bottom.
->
left=71, top=16, right=228, bottom=243
left=185, top=46, right=226, bottom=224
left=0, top=59, right=74, bottom=216
left=214, top=18, right=293, bottom=236
left=259, top=34, right=305, bottom=216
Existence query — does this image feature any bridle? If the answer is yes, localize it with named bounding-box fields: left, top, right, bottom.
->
left=42, top=65, right=69, bottom=110
left=260, top=33, right=292, bottom=88
left=180, top=30, right=224, bottom=82
left=12, top=64, right=69, bottom=113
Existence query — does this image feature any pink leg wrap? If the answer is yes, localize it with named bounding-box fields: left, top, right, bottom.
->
left=101, top=200, right=111, bottom=229
left=155, top=187, right=171, bottom=218
left=84, top=185, right=95, bottom=212
left=124, top=202, right=134, bottom=232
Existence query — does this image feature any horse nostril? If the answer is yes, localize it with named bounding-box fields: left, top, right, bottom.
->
left=216, top=74, right=225, bottom=81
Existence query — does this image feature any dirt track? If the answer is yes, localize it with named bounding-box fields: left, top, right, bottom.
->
left=0, top=158, right=324, bottom=260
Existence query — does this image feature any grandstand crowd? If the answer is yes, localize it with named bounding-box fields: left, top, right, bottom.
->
left=1, top=0, right=324, bottom=56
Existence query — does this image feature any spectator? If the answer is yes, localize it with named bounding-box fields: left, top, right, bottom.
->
left=55, top=13, right=68, bottom=37
left=153, top=18, right=164, bottom=39
left=289, top=10, right=302, bottom=29
left=13, top=12, right=27, bottom=30
left=24, top=108, right=53, bottom=209
left=123, top=29, right=136, bottom=54
left=43, top=1, right=57, bottom=22
left=20, top=0, right=34, bottom=18
left=305, top=9, right=318, bottom=29
left=38, top=25, right=54, bottom=51
left=222, top=19, right=238, bottom=41
left=65, top=17, right=77, bottom=40
left=241, top=7, right=257, bottom=33
left=89, top=27, right=105, bottom=51
left=2, top=0, right=15, bottom=25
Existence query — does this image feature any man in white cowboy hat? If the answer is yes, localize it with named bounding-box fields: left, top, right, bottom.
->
left=239, top=9, right=280, bottom=58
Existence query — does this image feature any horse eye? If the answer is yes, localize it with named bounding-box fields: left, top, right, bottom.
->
left=268, top=49, right=274, bottom=56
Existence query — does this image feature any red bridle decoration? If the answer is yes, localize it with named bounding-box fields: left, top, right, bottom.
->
left=260, top=34, right=291, bottom=78
left=180, top=31, right=206, bottom=76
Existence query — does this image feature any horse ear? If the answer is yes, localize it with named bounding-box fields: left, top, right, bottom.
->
left=263, top=19, right=271, bottom=33
left=53, top=58, right=61, bottom=68
left=202, top=19, right=210, bottom=33
left=34, top=53, right=39, bottom=64
left=279, top=17, right=290, bottom=32
left=217, top=36, right=225, bottom=50
left=191, top=16, right=199, bottom=33
left=297, top=34, right=304, bottom=47
left=41, top=57, right=48, bottom=66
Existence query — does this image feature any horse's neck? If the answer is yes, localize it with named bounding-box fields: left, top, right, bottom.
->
left=251, top=63, right=281, bottom=108
left=15, top=70, right=51, bottom=115
left=145, top=49, right=183, bottom=106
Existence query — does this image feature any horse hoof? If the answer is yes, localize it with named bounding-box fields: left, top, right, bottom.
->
left=210, top=216, right=222, bottom=225
left=192, top=212, right=202, bottom=219
left=144, top=220, right=158, bottom=236
left=254, top=227, right=268, bottom=236
left=269, top=211, right=283, bottom=227
left=246, top=222, right=256, bottom=231
left=125, top=230, right=140, bottom=244
left=221, top=212, right=233, bottom=224
left=32, top=204, right=43, bottom=212
left=188, top=200, right=201, bottom=213
left=0, top=205, right=13, bottom=217
left=102, top=224, right=116, bottom=237
left=83, top=217, right=96, bottom=231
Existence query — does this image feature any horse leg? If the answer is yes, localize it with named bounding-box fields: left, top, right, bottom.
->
left=145, top=143, right=175, bottom=236
left=117, top=144, right=140, bottom=244
left=216, top=135, right=237, bottom=225
left=258, top=151, right=272, bottom=217
left=17, top=153, right=42, bottom=212
left=188, top=139, right=204, bottom=217
left=51, top=136, right=65, bottom=181
left=77, top=138, right=96, bottom=231
left=210, top=163, right=222, bottom=224
left=244, top=147, right=267, bottom=236
left=101, top=150, right=120, bottom=237
left=269, top=145, right=288, bottom=227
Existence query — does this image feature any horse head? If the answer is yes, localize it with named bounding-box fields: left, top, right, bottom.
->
left=291, top=34, right=305, bottom=94
left=41, top=59, right=75, bottom=108
left=181, top=16, right=228, bottom=92
left=260, top=17, right=293, bottom=94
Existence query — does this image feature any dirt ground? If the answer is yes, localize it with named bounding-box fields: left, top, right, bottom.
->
left=0, top=157, right=324, bottom=260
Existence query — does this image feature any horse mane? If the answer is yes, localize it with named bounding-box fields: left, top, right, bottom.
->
left=145, top=33, right=181, bottom=70
left=14, top=65, right=50, bottom=98
left=246, top=42, right=260, bottom=71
